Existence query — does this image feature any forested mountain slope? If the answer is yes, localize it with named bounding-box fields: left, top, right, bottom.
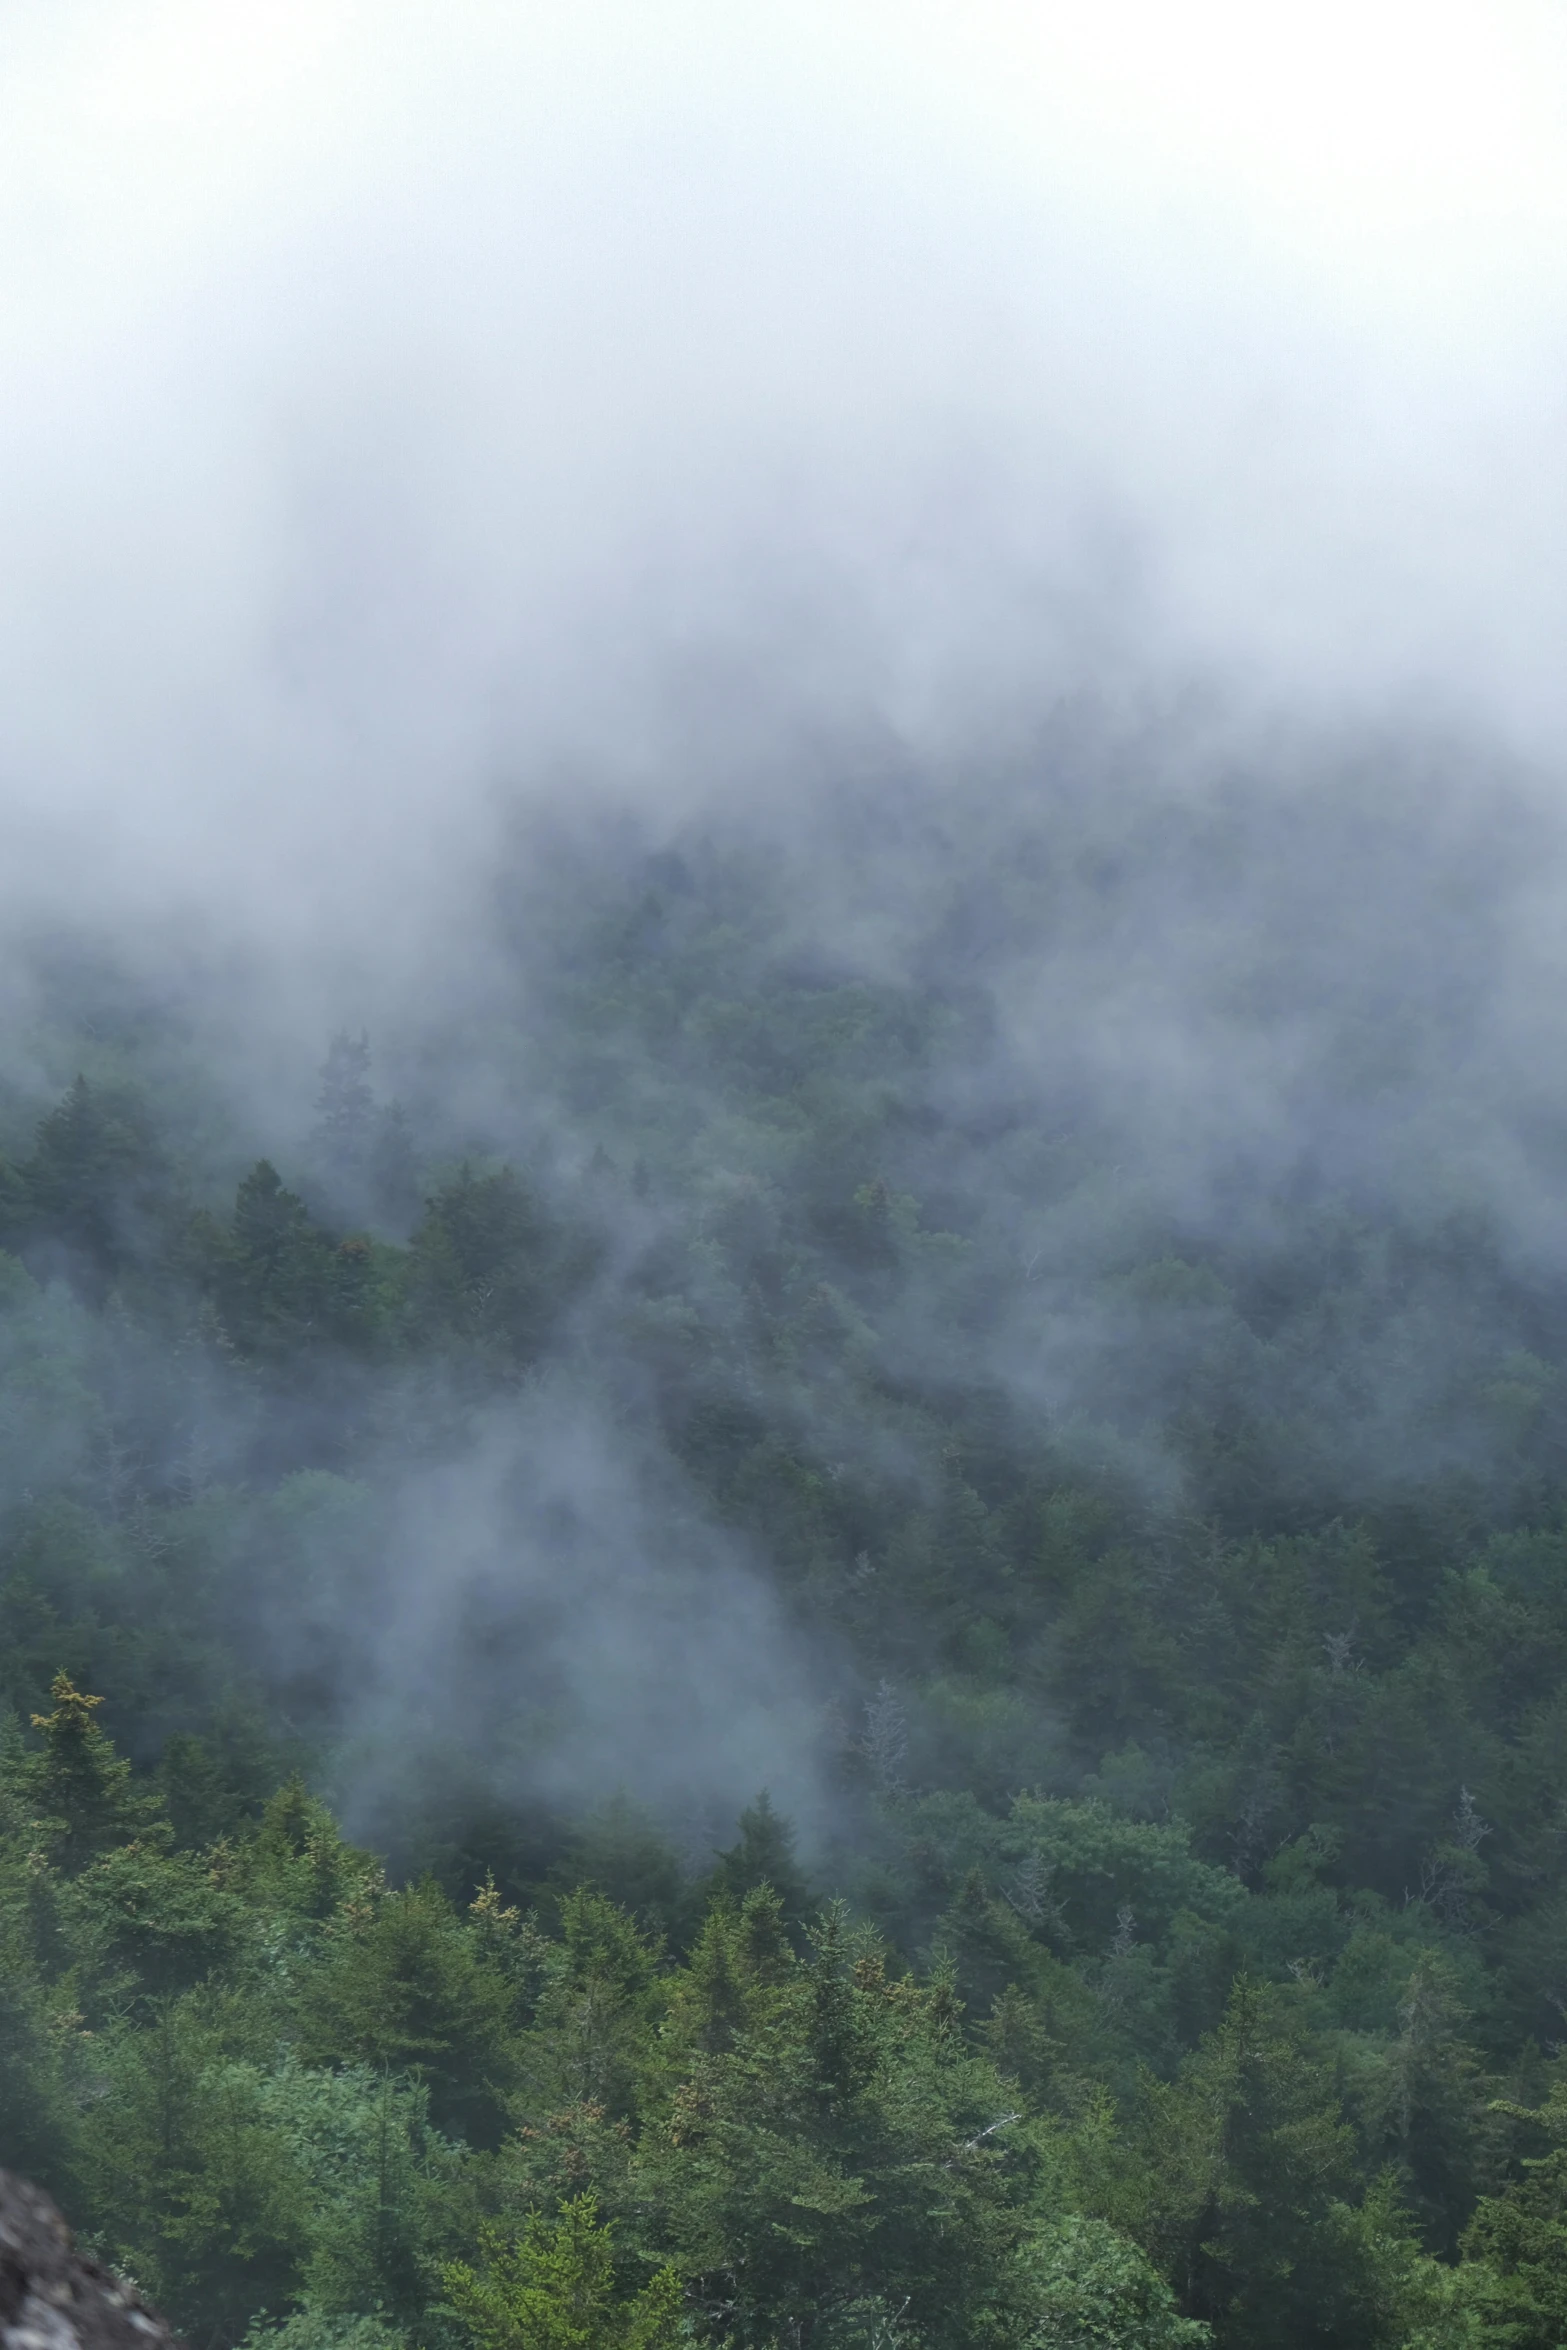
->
left=7, top=776, right=1567, bottom=2345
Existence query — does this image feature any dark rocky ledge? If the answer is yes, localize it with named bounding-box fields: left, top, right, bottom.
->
left=0, top=2176, right=181, bottom=2350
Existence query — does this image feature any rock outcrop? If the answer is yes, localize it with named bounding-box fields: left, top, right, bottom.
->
left=0, top=2175, right=181, bottom=2350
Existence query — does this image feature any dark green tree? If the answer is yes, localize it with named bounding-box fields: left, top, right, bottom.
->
left=1458, top=2079, right=1567, bottom=2348
left=17, top=1672, right=165, bottom=1873
left=23, top=1077, right=174, bottom=1295
left=1134, top=1979, right=1396, bottom=2349
left=709, top=1792, right=812, bottom=1932
left=298, top=1878, right=519, bottom=2145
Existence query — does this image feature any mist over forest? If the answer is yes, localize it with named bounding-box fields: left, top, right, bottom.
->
left=13, top=729, right=1567, bottom=1839
left=8, top=8, right=1567, bottom=2349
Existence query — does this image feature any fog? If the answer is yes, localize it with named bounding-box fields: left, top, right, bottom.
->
left=6, top=2, right=1567, bottom=949
left=5, top=0, right=1567, bottom=1852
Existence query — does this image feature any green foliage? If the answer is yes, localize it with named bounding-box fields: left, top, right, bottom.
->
left=20, top=1672, right=165, bottom=1871
left=1016, top=2216, right=1210, bottom=2348
left=639, top=1897, right=1032, bottom=2349
left=0, top=1781, right=75, bottom=2185
left=21, top=1076, right=175, bottom=1294
left=246, top=2316, right=408, bottom=2350
left=257, top=2063, right=452, bottom=2322
left=442, top=2197, right=681, bottom=2350
left=708, top=1791, right=812, bottom=1929
left=79, top=1997, right=313, bottom=2336
left=298, top=1878, right=519, bottom=2145
left=0, top=1643, right=1551, bottom=2350
left=1458, top=2081, right=1567, bottom=2348
left=518, top=1888, right=662, bottom=2120
left=410, top=1167, right=595, bottom=1370
left=1130, top=1979, right=1385, bottom=2344
left=18, top=866, right=1567, bottom=2350
left=214, top=1163, right=399, bottom=1359
left=61, top=1837, right=242, bottom=2003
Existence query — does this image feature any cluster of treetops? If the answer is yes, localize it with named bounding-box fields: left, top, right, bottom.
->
left=6, top=1665, right=1567, bottom=2350
left=10, top=839, right=1567, bottom=2346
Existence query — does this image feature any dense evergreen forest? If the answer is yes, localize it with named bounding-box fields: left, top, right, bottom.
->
left=10, top=770, right=1567, bottom=2349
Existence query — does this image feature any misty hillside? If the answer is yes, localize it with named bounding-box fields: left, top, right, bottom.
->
left=11, top=3, right=1567, bottom=2346
left=8, top=767, right=1567, bottom=2345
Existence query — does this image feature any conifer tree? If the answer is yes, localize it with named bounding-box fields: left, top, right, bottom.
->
left=443, top=2195, right=683, bottom=2350
left=20, top=1672, right=163, bottom=1871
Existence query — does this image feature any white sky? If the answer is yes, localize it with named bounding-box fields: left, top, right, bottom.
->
left=1, top=1, right=1566, bottom=949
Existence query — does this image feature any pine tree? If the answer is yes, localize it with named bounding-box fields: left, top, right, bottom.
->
left=1135, top=1979, right=1392, bottom=2349
left=23, top=1077, right=172, bottom=1294
left=19, top=1672, right=164, bottom=1871
left=1458, top=2080, right=1567, bottom=2348
left=443, top=2195, right=683, bottom=2350
left=220, top=1161, right=336, bottom=1355
left=710, top=1793, right=811, bottom=1930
